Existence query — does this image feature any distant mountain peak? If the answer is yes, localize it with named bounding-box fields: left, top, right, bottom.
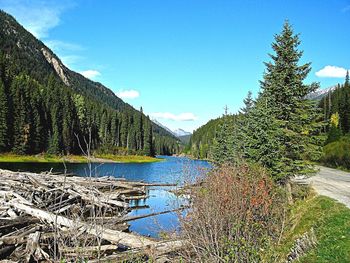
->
left=307, top=85, right=337, bottom=100
left=173, top=128, right=191, bottom=137
left=151, top=119, right=175, bottom=135
left=151, top=119, right=191, bottom=138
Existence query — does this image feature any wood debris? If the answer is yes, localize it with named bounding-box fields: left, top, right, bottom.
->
left=0, top=169, right=185, bottom=262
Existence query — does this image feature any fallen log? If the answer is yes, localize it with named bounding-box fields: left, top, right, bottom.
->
left=25, top=231, right=50, bottom=262
left=0, top=168, right=185, bottom=261
left=10, top=201, right=155, bottom=248
left=117, top=207, right=185, bottom=223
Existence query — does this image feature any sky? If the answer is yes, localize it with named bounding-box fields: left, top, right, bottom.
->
left=0, top=0, right=349, bottom=132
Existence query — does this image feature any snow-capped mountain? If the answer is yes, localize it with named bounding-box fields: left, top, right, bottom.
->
left=151, top=119, right=192, bottom=139
left=173, top=129, right=192, bottom=137
left=306, top=85, right=337, bottom=100
left=151, top=119, right=175, bottom=135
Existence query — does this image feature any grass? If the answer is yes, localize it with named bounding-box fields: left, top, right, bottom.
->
left=0, top=153, right=162, bottom=163
left=275, top=192, right=350, bottom=262
left=0, top=153, right=87, bottom=163
left=94, top=154, right=163, bottom=163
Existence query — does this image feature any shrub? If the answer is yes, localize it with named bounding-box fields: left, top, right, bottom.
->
left=322, top=136, right=350, bottom=169
left=179, top=163, right=286, bottom=262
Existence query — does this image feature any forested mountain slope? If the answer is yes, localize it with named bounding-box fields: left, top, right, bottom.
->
left=0, top=10, right=179, bottom=156
left=186, top=117, right=222, bottom=159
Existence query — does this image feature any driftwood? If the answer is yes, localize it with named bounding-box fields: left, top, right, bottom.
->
left=0, top=169, right=184, bottom=262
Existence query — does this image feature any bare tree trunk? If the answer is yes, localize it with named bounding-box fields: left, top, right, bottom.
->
left=286, top=180, right=293, bottom=205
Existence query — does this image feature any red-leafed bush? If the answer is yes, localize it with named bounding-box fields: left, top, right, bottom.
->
left=179, top=163, right=285, bottom=262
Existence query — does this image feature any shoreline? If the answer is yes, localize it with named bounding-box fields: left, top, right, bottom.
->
left=0, top=153, right=163, bottom=164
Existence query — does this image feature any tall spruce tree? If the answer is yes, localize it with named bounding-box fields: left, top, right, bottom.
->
left=143, top=117, right=154, bottom=156
left=212, top=107, right=235, bottom=164
left=240, top=91, right=254, bottom=114
left=256, top=21, right=322, bottom=182
left=11, top=75, right=33, bottom=154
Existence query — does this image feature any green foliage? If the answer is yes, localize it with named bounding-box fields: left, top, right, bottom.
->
left=188, top=116, right=236, bottom=160
left=235, top=22, right=323, bottom=182
left=322, top=136, right=350, bottom=169
left=189, top=23, right=323, bottom=181
left=240, top=90, right=254, bottom=114
left=212, top=113, right=236, bottom=164
left=320, top=74, right=350, bottom=142
left=236, top=99, right=285, bottom=176
left=0, top=79, right=8, bottom=150
left=326, top=125, right=342, bottom=144
left=188, top=118, right=219, bottom=159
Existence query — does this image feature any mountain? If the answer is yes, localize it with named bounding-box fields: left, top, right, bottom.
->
left=173, top=129, right=191, bottom=137
left=177, top=134, right=191, bottom=144
left=151, top=119, right=175, bottom=136
left=151, top=119, right=191, bottom=142
left=306, top=85, right=337, bottom=100
left=0, top=10, right=179, bottom=156
left=186, top=117, right=222, bottom=159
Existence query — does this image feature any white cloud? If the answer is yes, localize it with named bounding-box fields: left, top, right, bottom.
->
left=151, top=112, right=197, bottom=121
left=79, top=70, right=101, bottom=79
left=116, top=89, right=140, bottom=99
left=315, top=66, right=349, bottom=78
left=0, top=0, right=74, bottom=39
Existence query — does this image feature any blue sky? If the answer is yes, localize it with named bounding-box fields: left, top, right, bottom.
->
left=0, top=0, right=349, bottom=132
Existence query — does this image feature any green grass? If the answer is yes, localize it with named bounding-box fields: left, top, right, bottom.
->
left=0, top=153, right=87, bottom=163
left=95, top=154, right=163, bottom=163
left=0, top=153, right=162, bottom=163
left=275, top=194, right=350, bottom=262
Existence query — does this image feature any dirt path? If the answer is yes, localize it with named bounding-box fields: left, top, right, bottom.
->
left=294, top=166, right=350, bottom=208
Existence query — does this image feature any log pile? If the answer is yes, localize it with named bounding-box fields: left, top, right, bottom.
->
left=0, top=169, right=184, bottom=262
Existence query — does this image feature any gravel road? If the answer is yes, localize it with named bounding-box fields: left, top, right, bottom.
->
left=294, top=166, right=350, bottom=208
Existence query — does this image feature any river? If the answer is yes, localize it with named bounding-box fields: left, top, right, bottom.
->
left=0, top=156, right=211, bottom=238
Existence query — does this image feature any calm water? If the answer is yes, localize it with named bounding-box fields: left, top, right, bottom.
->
left=0, top=156, right=211, bottom=237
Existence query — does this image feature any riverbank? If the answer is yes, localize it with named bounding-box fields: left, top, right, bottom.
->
left=272, top=186, right=350, bottom=262
left=0, top=153, right=162, bottom=163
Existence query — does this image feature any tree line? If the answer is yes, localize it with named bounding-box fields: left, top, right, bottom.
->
left=319, top=72, right=350, bottom=143
left=0, top=53, right=179, bottom=156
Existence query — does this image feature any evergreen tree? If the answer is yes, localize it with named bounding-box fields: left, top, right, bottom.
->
left=143, top=117, right=154, bottom=156
left=11, top=75, right=33, bottom=154
left=120, top=113, right=129, bottom=148
left=326, top=112, right=342, bottom=144
left=212, top=107, right=235, bottom=164
left=110, top=112, right=119, bottom=146
left=240, top=91, right=254, bottom=114
left=137, top=107, right=144, bottom=151
left=244, top=22, right=322, bottom=182
left=237, top=98, right=283, bottom=171
left=0, top=80, right=8, bottom=151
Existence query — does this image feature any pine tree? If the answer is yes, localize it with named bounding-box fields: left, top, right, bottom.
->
left=238, top=98, right=283, bottom=171
left=212, top=107, right=235, bottom=164
left=28, top=82, right=45, bottom=153
left=326, top=112, right=342, bottom=144
left=143, top=117, right=154, bottom=156
left=110, top=112, right=119, bottom=146
left=0, top=80, right=8, bottom=151
left=240, top=91, right=254, bottom=114
left=258, top=22, right=320, bottom=182
left=11, top=75, right=33, bottom=154
left=137, top=107, right=144, bottom=151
